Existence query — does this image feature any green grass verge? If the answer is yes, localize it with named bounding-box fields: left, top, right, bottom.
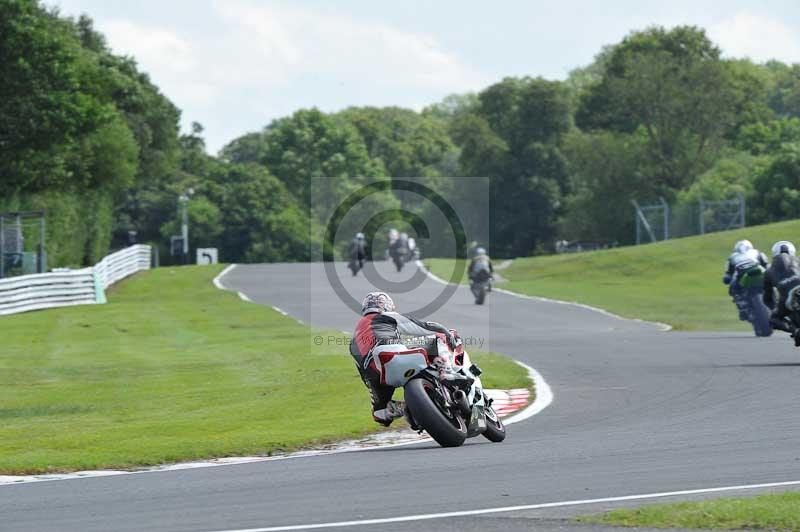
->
left=426, top=219, right=800, bottom=330
left=579, top=492, right=800, bottom=530
left=0, top=265, right=529, bottom=474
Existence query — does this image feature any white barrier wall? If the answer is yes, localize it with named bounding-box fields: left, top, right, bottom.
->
left=93, top=244, right=152, bottom=291
left=0, top=244, right=151, bottom=316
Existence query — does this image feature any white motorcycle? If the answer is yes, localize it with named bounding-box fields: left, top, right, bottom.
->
left=372, top=331, right=506, bottom=447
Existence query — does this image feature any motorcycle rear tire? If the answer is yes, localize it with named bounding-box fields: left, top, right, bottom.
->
left=749, top=292, right=773, bottom=337
left=475, top=286, right=486, bottom=305
left=404, top=378, right=467, bottom=448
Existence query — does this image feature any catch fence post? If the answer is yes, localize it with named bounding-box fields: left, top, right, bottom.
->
left=739, top=193, right=746, bottom=228
left=699, top=199, right=705, bottom=235
left=0, top=214, right=4, bottom=279
left=38, top=213, right=46, bottom=273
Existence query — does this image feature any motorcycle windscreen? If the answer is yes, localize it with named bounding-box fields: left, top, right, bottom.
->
left=375, top=348, right=430, bottom=387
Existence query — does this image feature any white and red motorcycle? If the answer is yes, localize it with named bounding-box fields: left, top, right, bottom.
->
left=372, top=331, right=506, bottom=447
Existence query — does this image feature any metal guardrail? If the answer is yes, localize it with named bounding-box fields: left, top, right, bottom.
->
left=0, top=244, right=151, bottom=316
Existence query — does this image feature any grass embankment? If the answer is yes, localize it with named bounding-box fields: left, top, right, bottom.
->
left=426, top=219, right=800, bottom=330
left=0, top=266, right=529, bottom=474
left=580, top=492, right=800, bottom=530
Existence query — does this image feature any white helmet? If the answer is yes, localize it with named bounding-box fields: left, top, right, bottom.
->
left=355, top=232, right=365, bottom=240
left=772, top=241, right=796, bottom=257
left=734, top=240, right=753, bottom=253
left=361, top=292, right=395, bottom=316
left=475, top=247, right=487, bottom=256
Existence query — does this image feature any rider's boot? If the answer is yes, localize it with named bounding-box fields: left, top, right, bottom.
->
left=792, top=328, right=800, bottom=347
left=770, top=315, right=794, bottom=333
left=372, top=400, right=405, bottom=426
left=733, top=297, right=748, bottom=320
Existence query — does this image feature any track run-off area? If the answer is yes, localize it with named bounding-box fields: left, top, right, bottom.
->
left=3, top=260, right=800, bottom=532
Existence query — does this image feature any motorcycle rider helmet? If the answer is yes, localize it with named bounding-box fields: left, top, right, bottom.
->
left=771, top=240, right=796, bottom=257
left=361, top=292, right=396, bottom=315
left=734, top=240, right=753, bottom=253
left=388, top=228, right=399, bottom=239
left=475, top=247, right=487, bottom=256
left=355, top=232, right=365, bottom=240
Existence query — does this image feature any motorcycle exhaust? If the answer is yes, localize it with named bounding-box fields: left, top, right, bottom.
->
left=452, top=389, right=471, bottom=417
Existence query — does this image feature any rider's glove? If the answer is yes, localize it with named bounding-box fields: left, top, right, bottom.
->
left=722, top=275, right=732, bottom=285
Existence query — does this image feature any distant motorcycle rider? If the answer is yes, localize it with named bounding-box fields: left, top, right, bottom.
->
left=407, top=235, right=419, bottom=260
left=389, top=232, right=410, bottom=271
left=763, top=241, right=800, bottom=343
left=348, top=233, right=366, bottom=275
left=350, top=292, right=457, bottom=426
left=468, top=247, right=494, bottom=289
left=385, top=228, right=399, bottom=260
left=723, top=240, right=768, bottom=320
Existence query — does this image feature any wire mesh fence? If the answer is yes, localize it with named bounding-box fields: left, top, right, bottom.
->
left=0, top=211, right=46, bottom=278
left=633, top=195, right=746, bottom=245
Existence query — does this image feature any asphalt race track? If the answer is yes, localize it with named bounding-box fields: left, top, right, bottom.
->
left=3, top=260, right=800, bottom=532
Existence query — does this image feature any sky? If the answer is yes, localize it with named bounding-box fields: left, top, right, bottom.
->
left=48, top=0, right=800, bottom=154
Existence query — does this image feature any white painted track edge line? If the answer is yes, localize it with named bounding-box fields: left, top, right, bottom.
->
left=213, top=264, right=237, bottom=289
left=212, top=264, right=255, bottom=304
left=415, top=260, right=672, bottom=331
left=209, top=479, right=800, bottom=532
left=502, top=360, right=552, bottom=424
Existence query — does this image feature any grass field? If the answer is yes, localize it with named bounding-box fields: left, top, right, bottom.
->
left=580, top=492, right=800, bottom=530
left=0, top=266, right=529, bottom=475
left=426, top=219, right=800, bottom=330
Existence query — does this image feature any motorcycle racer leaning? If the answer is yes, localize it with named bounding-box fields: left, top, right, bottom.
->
left=350, top=292, right=457, bottom=426
left=469, top=247, right=494, bottom=289
left=723, top=240, right=769, bottom=320
left=763, top=241, right=800, bottom=344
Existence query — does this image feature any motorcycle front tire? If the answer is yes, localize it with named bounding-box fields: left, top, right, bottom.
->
left=482, top=405, right=506, bottom=442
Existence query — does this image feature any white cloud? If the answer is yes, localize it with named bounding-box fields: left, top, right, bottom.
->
left=100, top=20, right=218, bottom=106
left=89, top=2, right=485, bottom=151
left=709, top=11, right=800, bottom=64
left=103, top=20, right=195, bottom=73
left=211, top=0, right=484, bottom=90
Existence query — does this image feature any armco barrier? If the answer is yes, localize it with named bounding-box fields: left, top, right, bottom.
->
left=0, top=244, right=151, bottom=316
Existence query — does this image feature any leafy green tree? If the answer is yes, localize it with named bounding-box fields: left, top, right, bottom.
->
left=422, top=93, right=480, bottom=125
left=559, top=130, right=651, bottom=244
left=453, top=77, right=572, bottom=256
left=737, top=118, right=800, bottom=155
left=576, top=26, right=750, bottom=191
left=213, top=164, right=312, bottom=262
left=222, top=109, right=384, bottom=201
left=337, top=106, right=457, bottom=179
left=749, top=143, right=800, bottom=224
left=0, top=0, right=110, bottom=192
left=678, top=150, right=760, bottom=203
left=765, top=61, right=800, bottom=118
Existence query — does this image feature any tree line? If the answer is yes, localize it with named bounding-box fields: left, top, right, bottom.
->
left=3, top=0, right=800, bottom=265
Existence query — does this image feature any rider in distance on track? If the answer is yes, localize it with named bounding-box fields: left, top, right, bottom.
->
left=468, top=247, right=494, bottom=290
left=763, top=240, right=800, bottom=344
left=723, top=240, right=769, bottom=320
left=348, top=232, right=367, bottom=269
left=349, top=292, right=457, bottom=426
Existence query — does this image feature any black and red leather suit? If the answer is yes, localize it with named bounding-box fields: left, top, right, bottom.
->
left=349, top=311, right=454, bottom=419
